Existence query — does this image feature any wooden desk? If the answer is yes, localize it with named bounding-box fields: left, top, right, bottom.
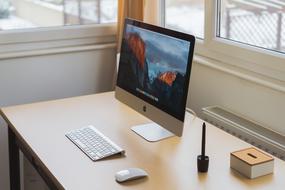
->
left=1, top=92, right=285, bottom=190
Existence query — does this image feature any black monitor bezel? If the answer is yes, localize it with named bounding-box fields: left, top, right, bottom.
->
left=117, top=18, right=195, bottom=122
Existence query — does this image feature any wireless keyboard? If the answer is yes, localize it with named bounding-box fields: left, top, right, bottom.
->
left=66, top=125, right=125, bottom=161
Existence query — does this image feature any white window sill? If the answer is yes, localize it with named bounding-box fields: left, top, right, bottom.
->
left=0, top=43, right=117, bottom=60
left=193, top=54, right=285, bottom=93
left=0, top=24, right=117, bottom=56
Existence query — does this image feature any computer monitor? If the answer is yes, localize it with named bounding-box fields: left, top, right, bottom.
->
left=115, top=18, right=195, bottom=142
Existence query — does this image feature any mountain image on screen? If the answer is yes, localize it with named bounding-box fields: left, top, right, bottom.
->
left=118, top=25, right=190, bottom=116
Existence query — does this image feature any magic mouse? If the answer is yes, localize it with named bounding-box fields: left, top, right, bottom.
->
left=115, top=168, right=148, bottom=183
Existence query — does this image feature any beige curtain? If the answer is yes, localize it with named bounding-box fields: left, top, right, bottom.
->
left=117, top=0, right=145, bottom=52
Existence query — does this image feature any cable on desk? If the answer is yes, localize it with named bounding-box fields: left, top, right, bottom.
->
left=186, top=107, right=197, bottom=121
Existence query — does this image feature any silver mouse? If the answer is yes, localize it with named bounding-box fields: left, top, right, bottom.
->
left=115, top=168, right=148, bottom=183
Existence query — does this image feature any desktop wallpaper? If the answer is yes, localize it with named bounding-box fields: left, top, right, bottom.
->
left=117, top=24, right=191, bottom=118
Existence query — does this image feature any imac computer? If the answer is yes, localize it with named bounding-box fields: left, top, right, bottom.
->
left=115, top=18, right=195, bottom=142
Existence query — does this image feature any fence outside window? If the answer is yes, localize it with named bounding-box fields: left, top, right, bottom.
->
left=164, top=0, right=285, bottom=55
left=218, top=0, right=285, bottom=54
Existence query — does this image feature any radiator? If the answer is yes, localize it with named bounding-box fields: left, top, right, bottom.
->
left=202, top=106, right=285, bottom=161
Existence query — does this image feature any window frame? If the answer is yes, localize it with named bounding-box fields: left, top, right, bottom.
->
left=0, top=0, right=118, bottom=54
left=161, top=0, right=285, bottom=82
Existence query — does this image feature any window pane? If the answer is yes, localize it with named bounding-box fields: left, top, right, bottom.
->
left=165, top=0, right=204, bottom=38
left=218, top=0, right=285, bottom=53
left=0, top=0, right=117, bottom=31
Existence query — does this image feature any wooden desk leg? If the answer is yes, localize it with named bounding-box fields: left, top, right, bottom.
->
left=8, top=127, right=21, bottom=190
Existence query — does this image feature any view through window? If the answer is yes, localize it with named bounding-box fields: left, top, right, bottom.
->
left=165, top=0, right=204, bottom=39
left=218, top=0, right=285, bottom=54
left=0, top=0, right=117, bottom=31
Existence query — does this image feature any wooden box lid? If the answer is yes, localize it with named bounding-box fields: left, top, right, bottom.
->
left=231, top=147, right=274, bottom=166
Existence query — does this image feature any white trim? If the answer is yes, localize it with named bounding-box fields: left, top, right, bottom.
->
left=208, top=37, right=285, bottom=70
left=0, top=23, right=117, bottom=55
left=0, top=24, right=117, bottom=45
left=0, top=43, right=117, bottom=60
left=204, top=0, right=216, bottom=44
left=201, top=39, right=285, bottom=81
left=159, top=0, right=165, bottom=26
left=194, top=55, right=285, bottom=93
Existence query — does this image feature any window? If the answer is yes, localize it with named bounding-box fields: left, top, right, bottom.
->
left=0, top=0, right=117, bottom=30
left=0, top=0, right=118, bottom=56
left=217, top=0, right=285, bottom=54
left=164, top=0, right=204, bottom=39
left=162, top=0, right=285, bottom=82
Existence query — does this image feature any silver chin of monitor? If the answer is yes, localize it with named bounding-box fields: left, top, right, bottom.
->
left=115, top=86, right=183, bottom=142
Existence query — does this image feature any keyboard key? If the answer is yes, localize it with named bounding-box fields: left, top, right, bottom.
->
left=74, top=139, right=87, bottom=149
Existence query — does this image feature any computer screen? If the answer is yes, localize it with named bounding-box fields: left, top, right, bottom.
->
left=116, top=19, right=195, bottom=141
left=117, top=19, right=194, bottom=121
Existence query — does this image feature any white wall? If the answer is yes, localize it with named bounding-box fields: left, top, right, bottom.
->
left=187, top=60, right=285, bottom=136
left=0, top=46, right=116, bottom=189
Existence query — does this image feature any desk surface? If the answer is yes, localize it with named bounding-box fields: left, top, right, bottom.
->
left=1, top=92, right=285, bottom=190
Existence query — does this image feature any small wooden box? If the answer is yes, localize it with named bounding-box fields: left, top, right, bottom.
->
left=230, top=147, right=274, bottom=179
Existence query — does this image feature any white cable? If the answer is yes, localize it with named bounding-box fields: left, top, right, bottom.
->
left=186, top=107, right=197, bottom=121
